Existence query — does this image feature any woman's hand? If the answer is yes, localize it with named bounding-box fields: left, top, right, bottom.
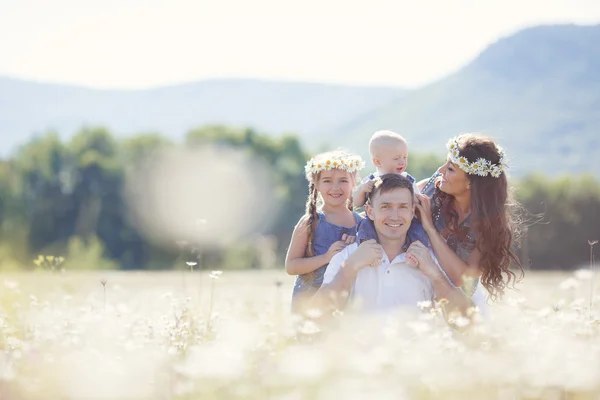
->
left=415, top=193, right=435, bottom=233
left=325, top=234, right=356, bottom=261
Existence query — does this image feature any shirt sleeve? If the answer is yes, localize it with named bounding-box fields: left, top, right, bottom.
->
left=322, top=245, right=353, bottom=285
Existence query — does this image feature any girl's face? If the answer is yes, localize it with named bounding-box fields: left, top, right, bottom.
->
left=316, top=169, right=355, bottom=208
left=438, top=156, right=471, bottom=197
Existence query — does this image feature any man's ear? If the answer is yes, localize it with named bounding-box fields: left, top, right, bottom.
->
left=366, top=203, right=374, bottom=221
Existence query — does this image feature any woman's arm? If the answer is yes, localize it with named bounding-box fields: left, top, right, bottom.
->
left=407, top=241, right=475, bottom=317
left=426, top=228, right=481, bottom=285
left=284, top=216, right=335, bottom=276
left=416, top=178, right=430, bottom=192
left=417, top=169, right=443, bottom=192
left=415, top=194, right=481, bottom=286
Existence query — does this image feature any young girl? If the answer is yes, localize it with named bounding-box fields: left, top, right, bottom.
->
left=285, top=150, right=365, bottom=313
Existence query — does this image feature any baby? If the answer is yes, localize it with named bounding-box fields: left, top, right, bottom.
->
left=353, top=130, right=419, bottom=207
left=353, top=130, right=430, bottom=258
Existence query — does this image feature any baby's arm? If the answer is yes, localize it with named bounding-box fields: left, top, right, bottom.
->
left=352, top=180, right=375, bottom=207
left=285, top=216, right=343, bottom=275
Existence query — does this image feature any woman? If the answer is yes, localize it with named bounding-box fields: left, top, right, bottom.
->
left=416, top=134, right=523, bottom=306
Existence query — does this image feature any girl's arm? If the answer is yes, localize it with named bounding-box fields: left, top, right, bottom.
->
left=417, top=169, right=443, bottom=192
left=285, top=216, right=333, bottom=276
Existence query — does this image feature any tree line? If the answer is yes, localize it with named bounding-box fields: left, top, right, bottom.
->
left=0, top=125, right=597, bottom=271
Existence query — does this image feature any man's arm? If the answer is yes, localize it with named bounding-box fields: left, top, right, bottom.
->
left=311, top=258, right=361, bottom=313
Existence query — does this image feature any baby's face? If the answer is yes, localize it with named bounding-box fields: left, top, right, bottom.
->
left=373, top=142, right=408, bottom=174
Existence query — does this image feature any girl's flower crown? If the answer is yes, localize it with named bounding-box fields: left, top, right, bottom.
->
left=446, top=137, right=506, bottom=178
left=304, top=153, right=366, bottom=179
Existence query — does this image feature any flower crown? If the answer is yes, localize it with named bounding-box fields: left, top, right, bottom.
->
left=304, top=153, right=366, bottom=178
left=446, top=137, right=506, bottom=178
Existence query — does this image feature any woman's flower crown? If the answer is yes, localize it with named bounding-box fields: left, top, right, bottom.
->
left=304, top=153, right=366, bottom=178
left=446, top=137, right=506, bottom=178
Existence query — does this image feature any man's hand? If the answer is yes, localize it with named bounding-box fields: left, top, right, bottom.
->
left=407, top=240, right=440, bottom=279
left=345, top=239, right=383, bottom=272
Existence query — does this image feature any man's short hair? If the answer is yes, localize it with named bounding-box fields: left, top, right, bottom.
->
left=366, top=173, right=414, bottom=204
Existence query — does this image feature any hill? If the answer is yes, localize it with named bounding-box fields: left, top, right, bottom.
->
left=333, top=24, right=600, bottom=176
left=0, top=77, right=404, bottom=155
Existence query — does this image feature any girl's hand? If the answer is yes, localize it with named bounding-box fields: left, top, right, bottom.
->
left=326, top=239, right=347, bottom=261
left=343, top=234, right=356, bottom=246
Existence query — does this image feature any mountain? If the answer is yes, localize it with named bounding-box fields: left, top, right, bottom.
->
left=333, top=24, right=600, bottom=176
left=2, top=24, right=599, bottom=176
left=0, top=77, right=405, bottom=155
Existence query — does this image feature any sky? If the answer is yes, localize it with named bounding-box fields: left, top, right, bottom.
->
left=1, top=0, right=600, bottom=89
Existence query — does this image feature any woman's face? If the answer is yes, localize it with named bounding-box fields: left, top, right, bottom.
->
left=438, top=156, right=471, bottom=197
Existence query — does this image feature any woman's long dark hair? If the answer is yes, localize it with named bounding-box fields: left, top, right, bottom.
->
left=436, top=134, right=523, bottom=300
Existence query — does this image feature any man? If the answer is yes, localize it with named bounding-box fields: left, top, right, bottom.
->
left=312, top=173, right=474, bottom=315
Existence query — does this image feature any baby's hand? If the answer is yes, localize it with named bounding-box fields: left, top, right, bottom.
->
left=362, top=180, right=375, bottom=193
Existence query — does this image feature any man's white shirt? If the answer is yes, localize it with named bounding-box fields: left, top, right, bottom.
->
left=322, top=243, right=491, bottom=316
left=322, top=243, right=436, bottom=313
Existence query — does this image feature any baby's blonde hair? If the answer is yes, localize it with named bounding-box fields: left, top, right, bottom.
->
left=369, top=130, right=407, bottom=158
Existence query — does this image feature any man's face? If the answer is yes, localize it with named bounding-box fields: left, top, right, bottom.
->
left=366, top=187, right=414, bottom=242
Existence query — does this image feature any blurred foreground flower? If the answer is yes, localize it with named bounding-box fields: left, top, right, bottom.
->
left=209, top=271, right=222, bottom=280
